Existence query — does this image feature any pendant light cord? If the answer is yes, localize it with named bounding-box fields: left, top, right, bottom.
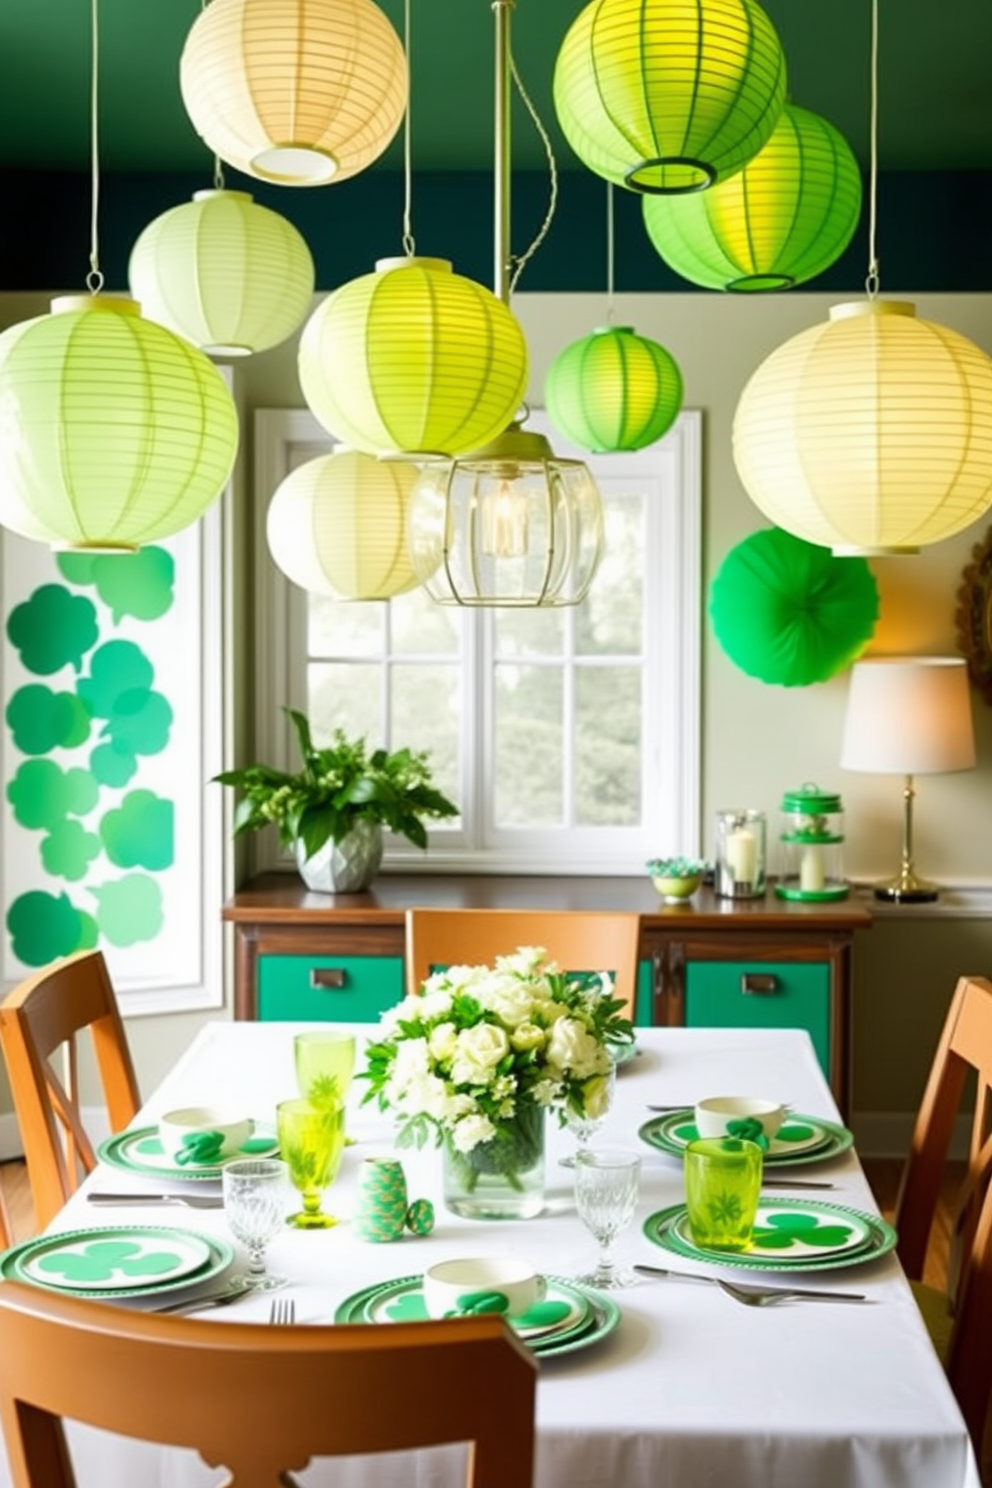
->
left=507, top=45, right=558, bottom=296
left=865, top=0, right=879, bottom=299
left=402, top=0, right=415, bottom=256
left=605, top=183, right=615, bottom=325
left=87, top=0, right=103, bottom=293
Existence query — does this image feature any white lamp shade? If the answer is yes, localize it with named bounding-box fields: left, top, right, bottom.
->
left=128, top=190, right=315, bottom=357
left=179, top=0, right=407, bottom=187
left=733, top=300, right=992, bottom=555
left=0, top=296, right=239, bottom=550
left=840, top=657, right=976, bottom=776
left=266, top=450, right=422, bottom=599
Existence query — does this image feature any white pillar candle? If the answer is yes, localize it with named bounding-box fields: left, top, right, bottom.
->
left=726, top=827, right=757, bottom=882
left=800, top=844, right=826, bottom=893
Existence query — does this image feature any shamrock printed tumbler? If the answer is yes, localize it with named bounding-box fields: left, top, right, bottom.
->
left=684, top=1137, right=763, bottom=1252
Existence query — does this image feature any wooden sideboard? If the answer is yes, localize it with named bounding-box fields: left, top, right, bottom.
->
left=222, top=874, right=871, bottom=1115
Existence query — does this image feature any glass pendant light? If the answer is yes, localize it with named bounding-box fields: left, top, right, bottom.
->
left=179, top=0, right=407, bottom=187
left=406, top=0, right=604, bottom=606
left=0, top=0, right=238, bottom=551
left=732, top=0, right=992, bottom=553
left=553, top=0, right=786, bottom=194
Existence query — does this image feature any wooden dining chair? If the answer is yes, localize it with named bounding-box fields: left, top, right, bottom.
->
left=0, top=1184, right=11, bottom=1249
left=0, top=1282, right=537, bottom=1488
left=894, top=973, right=992, bottom=1451
left=0, top=949, right=140, bottom=1230
left=405, top=907, right=641, bottom=1019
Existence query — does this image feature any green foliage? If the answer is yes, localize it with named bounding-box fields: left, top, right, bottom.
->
left=213, top=707, right=459, bottom=856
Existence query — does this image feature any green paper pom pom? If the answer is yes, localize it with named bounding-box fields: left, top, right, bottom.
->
left=709, top=526, right=879, bottom=686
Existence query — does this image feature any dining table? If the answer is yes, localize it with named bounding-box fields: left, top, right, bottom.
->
left=0, top=1019, right=981, bottom=1488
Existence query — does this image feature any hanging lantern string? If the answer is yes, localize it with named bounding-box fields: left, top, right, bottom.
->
left=401, top=0, right=416, bottom=257
left=212, top=155, right=225, bottom=190
left=605, top=182, right=615, bottom=326
left=865, top=0, right=880, bottom=299
left=507, top=42, right=557, bottom=295
left=86, top=0, right=104, bottom=294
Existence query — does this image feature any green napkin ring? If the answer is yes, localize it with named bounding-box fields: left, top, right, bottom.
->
left=726, top=1117, right=769, bottom=1151
left=174, top=1130, right=225, bottom=1165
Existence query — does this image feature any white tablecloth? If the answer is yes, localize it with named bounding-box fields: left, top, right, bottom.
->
left=1, top=1022, right=980, bottom=1488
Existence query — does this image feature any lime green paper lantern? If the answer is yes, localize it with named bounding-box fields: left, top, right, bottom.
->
left=642, top=103, right=863, bottom=291
left=553, top=0, right=787, bottom=194
left=266, top=449, right=424, bottom=600
left=129, top=189, right=315, bottom=356
left=709, top=526, right=879, bottom=686
left=0, top=295, right=239, bottom=550
left=545, top=326, right=684, bottom=453
left=298, top=257, right=529, bottom=458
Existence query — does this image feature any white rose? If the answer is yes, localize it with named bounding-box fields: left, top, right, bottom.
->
left=510, top=1021, right=546, bottom=1053
left=485, top=984, right=538, bottom=1029
left=400, top=1071, right=451, bottom=1120
left=547, top=1017, right=604, bottom=1078
left=580, top=1073, right=612, bottom=1121
left=450, top=1112, right=497, bottom=1153
left=417, top=988, right=457, bottom=1021
left=428, top=1021, right=458, bottom=1063
left=535, top=998, right=568, bottom=1025
left=449, top=1022, right=510, bottom=1086
left=391, top=1037, right=431, bottom=1087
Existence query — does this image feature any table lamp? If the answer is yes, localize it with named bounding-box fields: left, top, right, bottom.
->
left=839, top=657, right=976, bottom=902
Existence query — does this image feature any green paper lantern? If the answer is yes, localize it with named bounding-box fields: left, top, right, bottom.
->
left=709, top=526, right=879, bottom=686
left=553, top=0, right=787, bottom=194
left=298, top=257, right=528, bottom=458
left=642, top=103, right=862, bottom=291
left=544, top=326, right=684, bottom=453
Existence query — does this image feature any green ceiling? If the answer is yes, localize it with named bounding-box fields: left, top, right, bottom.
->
left=2, top=0, right=991, bottom=177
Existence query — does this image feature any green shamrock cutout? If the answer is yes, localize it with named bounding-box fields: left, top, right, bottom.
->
left=134, top=1135, right=166, bottom=1155
left=751, top=1212, right=854, bottom=1250
left=305, top=1073, right=342, bottom=1112
left=674, top=1121, right=699, bottom=1142
left=775, top=1122, right=816, bottom=1144
left=513, top=1300, right=572, bottom=1328
left=706, top=1190, right=748, bottom=1226
left=39, top=1240, right=183, bottom=1281
left=384, top=1292, right=430, bottom=1321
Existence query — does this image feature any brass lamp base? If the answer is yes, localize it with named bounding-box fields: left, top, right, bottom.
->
left=873, top=867, right=940, bottom=904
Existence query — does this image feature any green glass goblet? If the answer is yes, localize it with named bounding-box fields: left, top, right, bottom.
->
left=293, top=1030, right=356, bottom=1112
left=276, top=1097, right=346, bottom=1230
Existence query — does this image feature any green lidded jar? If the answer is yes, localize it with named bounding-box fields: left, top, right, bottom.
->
left=775, top=783, right=847, bottom=902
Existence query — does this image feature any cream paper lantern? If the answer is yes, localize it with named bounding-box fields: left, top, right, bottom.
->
left=266, top=450, right=422, bottom=599
left=733, top=300, right=992, bottom=554
left=179, top=0, right=407, bottom=187
left=129, top=190, right=315, bottom=356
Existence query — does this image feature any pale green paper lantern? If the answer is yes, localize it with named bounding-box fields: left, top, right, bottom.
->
left=553, top=0, right=787, bottom=194
left=642, top=103, right=863, bottom=291
left=545, top=326, right=684, bottom=453
left=266, top=449, right=423, bottom=600
left=0, top=295, right=239, bottom=550
left=298, top=257, right=529, bottom=458
left=128, top=189, right=315, bottom=356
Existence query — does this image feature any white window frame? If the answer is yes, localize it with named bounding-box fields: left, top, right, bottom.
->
left=254, top=407, right=701, bottom=876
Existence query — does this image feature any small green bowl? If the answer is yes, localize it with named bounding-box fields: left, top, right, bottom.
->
left=647, top=858, right=707, bottom=905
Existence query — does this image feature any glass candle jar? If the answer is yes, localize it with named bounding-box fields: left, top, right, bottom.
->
left=774, top=783, right=847, bottom=901
left=714, top=809, right=766, bottom=899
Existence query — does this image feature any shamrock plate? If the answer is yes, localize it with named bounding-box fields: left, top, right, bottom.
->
left=97, top=1123, right=278, bottom=1182
left=638, top=1111, right=852, bottom=1167
left=643, top=1198, right=897, bottom=1273
left=334, top=1274, right=620, bottom=1357
left=1, top=1225, right=235, bottom=1299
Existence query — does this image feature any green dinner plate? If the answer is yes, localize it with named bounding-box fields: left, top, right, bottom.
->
left=97, top=1123, right=278, bottom=1182
left=1, top=1225, right=235, bottom=1300
left=643, top=1198, right=898, bottom=1273
left=334, top=1274, right=620, bottom=1357
left=638, top=1110, right=853, bottom=1167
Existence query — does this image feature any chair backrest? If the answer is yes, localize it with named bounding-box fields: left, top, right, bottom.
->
left=0, top=950, right=140, bottom=1229
left=0, top=1186, right=11, bottom=1249
left=0, top=1283, right=536, bottom=1488
left=405, top=907, right=641, bottom=1018
left=894, top=973, right=992, bottom=1446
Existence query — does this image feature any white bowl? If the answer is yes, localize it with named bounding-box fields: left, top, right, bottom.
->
left=159, top=1107, right=254, bottom=1166
left=422, top=1258, right=546, bottom=1320
left=694, top=1096, right=785, bottom=1142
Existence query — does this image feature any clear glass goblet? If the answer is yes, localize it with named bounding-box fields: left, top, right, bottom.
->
left=276, top=1097, right=346, bottom=1230
left=221, top=1157, right=290, bottom=1291
left=573, top=1147, right=641, bottom=1290
left=560, top=1062, right=616, bottom=1168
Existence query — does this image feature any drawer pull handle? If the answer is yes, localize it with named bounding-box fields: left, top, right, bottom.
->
left=741, top=973, right=780, bottom=996
left=310, top=968, right=347, bottom=990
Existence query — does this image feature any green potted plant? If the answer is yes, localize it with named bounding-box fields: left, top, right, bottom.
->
left=213, top=708, right=458, bottom=892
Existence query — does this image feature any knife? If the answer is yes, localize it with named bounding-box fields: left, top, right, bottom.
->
left=149, top=1285, right=257, bottom=1315
left=87, top=1192, right=224, bottom=1210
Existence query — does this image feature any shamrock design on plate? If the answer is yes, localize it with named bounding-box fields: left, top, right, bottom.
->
left=38, top=1240, right=185, bottom=1281
left=751, top=1213, right=855, bottom=1251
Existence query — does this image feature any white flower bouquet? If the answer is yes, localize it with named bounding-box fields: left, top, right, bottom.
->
left=362, top=946, right=633, bottom=1190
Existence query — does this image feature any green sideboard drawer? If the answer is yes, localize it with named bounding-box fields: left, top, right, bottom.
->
left=685, top=961, right=831, bottom=1079
left=257, top=954, right=404, bottom=1022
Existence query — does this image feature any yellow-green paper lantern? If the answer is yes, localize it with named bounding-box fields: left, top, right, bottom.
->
left=0, top=296, right=239, bottom=550
left=298, top=257, right=529, bottom=458
left=266, top=450, right=422, bottom=600
left=642, top=103, right=862, bottom=291
left=129, top=189, right=315, bottom=356
left=545, top=326, right=684, bottom=452
left=553, top=0, right=787, bottom=194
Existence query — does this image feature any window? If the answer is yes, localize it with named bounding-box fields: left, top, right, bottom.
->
left=254, top=408, right=701, bottom=875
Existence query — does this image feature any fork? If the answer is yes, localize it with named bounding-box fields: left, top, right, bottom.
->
left=717, top=1278, right=868, bottom=1306
left=269, top=1295, right=296, bottom=1326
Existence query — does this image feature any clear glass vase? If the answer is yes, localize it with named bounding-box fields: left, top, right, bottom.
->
left=442, top=1104, right=545, bottom=1220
